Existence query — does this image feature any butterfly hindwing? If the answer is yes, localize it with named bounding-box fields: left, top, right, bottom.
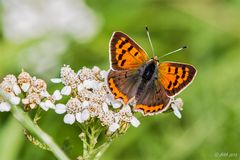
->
left=158, top=62, right=197, bottom=96
left=107, top=69, right=141, bottom=104
left=110, top=32, right=149, bottom=70
left=134, top=79, right=171, bottom=115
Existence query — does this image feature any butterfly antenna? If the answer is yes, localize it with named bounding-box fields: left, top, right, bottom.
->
left=159, top=46, right=187, bottom=58
left=145, top=26, right=155, bottom=57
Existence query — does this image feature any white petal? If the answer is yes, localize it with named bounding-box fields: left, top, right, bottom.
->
left=122, top=105, right=131, bottom=112
left=51, top=78, right=62, bottom=83
left=64, top=114, right=75, bottom=125
left=77, top=84, right=84, bottom=92
left=13, top=84, right=21, bottom=95
left=92, top=66, right=100, bottom=73
left=111, top=100, right=122, bottom=109
left=173, top=109, right=182, bottom=119
left=83, top=80, right=99, bottom=90
left=40, top=91, right=50, bottom=97
left=61, top=86, right=71, bottom=95
left=55, top=104, right=67, bottom=114
left=100, top=71, right=108, bottom=79
left=21, top=83, right=30, bottom=92
left=10, top=96, right=20, bottom=105
left=0, top=102, right=11, bottom=112
left=45, top=100, right=55, bottom=109
left=82, top=101, right=90, bottom=108
left=174, top=98, right=184, bottom=111
left=53, top=90, right=62, bottom=101
left=81, top=109, right=90, bottom=121
left=39, top=102, right=49, bottom=111
left=83, top=80, right=92, bottom=89
left=102, top=102, right=109, bottom=113
left=131, top=117, right=140, bottom=127
left=171, top=104, right=182, bottom=119
left=106, top=97, right=111, bottom=105
left=92, top=81, right=99, bottom=90
left=76, top=113, right=84, bottom=123
left=109, top=123, right=120, bottom=132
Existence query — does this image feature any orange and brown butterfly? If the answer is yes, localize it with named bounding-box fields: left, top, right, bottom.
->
left=107, top=31, right=197, bottom=116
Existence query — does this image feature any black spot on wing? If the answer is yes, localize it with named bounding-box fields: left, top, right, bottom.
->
left=134, top=52, right=139, bottom=56
left=176, top=75, right=180, bottom=80
left=128, top=46, right=133, bottom=52
left=173, top=79, right=178, bottom=86
left=182, top=70, right=186, bottom=79
left=118, top=54, right=123, bottom=60
left=175, top=67, right=178, bottom=74
left=120, top=60, right=126, bottom=66
left=167, top=81, right=172, bottom=89
left=119, top=41, right=126, bottom=48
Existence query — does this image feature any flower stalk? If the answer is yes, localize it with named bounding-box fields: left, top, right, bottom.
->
left=78, top=123, right=113, bottom=160
left=0, top=88, right=70, bottom=160
left=11, top=105, right=71, bottom=160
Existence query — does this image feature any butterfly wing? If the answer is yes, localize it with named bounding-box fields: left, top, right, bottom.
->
left=158, top=62, right=197, bottom=96
left=134, top=79, right=171, bottom=116
left=107, top=69, right=141, bottom=104
left=110, top=32, right=149, bottom=70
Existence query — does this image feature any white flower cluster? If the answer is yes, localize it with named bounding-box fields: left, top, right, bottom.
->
left=51, top=65, right=140, bottom=132
left=0, top=71, right=62, bottom=112
left=0, top=65, right=183, bottom=133
left=0, top=75, right=21, bottom=111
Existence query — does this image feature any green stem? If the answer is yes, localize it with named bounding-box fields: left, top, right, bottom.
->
left=0, top=89, right=70, bottom=160
left=94, top=141, right=112, bottom=160
left=33, top=107, right=42, bottom=124
left=81, top=125, right=111, bottom=160
left=11, top=106, right=70, bottom=160
left=81, top=132, right=89, bottom=158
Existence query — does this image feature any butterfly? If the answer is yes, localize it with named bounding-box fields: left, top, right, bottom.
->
left=107, top=32, right=197, bottom=116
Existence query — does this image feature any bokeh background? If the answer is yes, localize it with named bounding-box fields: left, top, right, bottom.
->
left=0, top=0, right=240, bottom=159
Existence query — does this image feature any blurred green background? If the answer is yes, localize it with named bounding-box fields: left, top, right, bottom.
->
left=0, top=0, right=240, bottom=160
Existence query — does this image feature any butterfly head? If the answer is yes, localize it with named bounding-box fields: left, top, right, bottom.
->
left=151, top=56, right=159, bottom=63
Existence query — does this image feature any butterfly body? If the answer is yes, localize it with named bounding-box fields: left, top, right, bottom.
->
left=140, top=59, right=157, bottom=81
left=135, top=59, right=158, bottom=98
left=107, top=32, right=197, bottom=116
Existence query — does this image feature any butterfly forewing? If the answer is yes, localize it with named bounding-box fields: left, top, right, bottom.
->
left=110, top=32, right=149, bottom=70
left=158, top=62, right=197, bottom=96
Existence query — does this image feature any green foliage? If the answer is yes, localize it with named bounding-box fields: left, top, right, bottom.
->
left=1, top=0, right=240, bottom=159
